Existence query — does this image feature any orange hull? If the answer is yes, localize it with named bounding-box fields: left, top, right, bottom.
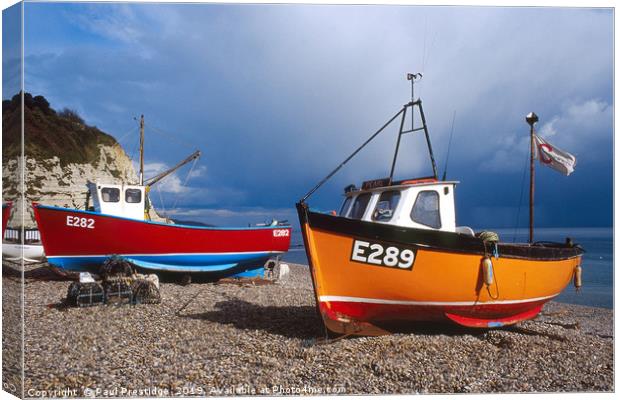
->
left=297, top=204, right=583, bottom=335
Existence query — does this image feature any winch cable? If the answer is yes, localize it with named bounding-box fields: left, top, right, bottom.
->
left=138, top=122, right=201, bottom=215
left=145, top=155, right=199, bottom=218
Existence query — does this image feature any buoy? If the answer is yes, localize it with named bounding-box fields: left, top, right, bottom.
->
left=482, top=257, right=494, bottom=286
left=574, top=265, right=582, bottom=290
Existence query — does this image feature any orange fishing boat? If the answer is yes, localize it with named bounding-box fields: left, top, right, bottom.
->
left=297, top=78, right=584, bottom=335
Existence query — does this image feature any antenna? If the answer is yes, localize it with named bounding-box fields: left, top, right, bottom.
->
left=442, top=110, right=456, bottom=181
left=139, top=115, right=145, bottom=186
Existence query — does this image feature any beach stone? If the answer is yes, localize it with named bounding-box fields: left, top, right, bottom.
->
left=2, top=262, right=613, bottom=396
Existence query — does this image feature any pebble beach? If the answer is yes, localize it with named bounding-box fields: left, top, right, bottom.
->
left=2, top=262, right=614, bottom=397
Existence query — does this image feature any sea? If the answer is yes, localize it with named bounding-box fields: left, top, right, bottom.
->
left=281, top=227, right=613, bottom=309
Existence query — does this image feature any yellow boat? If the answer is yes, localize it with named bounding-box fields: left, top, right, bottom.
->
left=296, top=84, right=584, bottom=336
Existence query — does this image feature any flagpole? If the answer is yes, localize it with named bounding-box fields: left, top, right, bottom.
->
left=526, top=112, right=539, bottom=244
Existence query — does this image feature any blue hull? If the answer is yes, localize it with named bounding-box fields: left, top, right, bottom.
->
left=47, top=252, right=278, bottom=278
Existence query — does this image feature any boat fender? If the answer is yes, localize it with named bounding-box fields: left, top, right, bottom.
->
left=482, top=257, right=494, bottom=286
left=573, top=265, right=582, bottom=291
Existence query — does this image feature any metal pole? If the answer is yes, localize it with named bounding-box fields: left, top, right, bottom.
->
left=411, top=78, right=414, bottom=129
left=300, top=106, right=406, bottom=202
left=139, top=115, right=145, bottom=186
left=417, top=100, right=438, bottom=179
left=389, top=107, right=408, bottom=183
left=526, top=112, right=539, bottom=243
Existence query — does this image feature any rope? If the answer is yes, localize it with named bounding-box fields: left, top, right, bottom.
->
left=176, top=287, right=206, bottom=316
left=479, top=232, right=500, bottom=300
left=478, top=231, right=499, bottom=243
left=513, top=144, right=530, bottom=242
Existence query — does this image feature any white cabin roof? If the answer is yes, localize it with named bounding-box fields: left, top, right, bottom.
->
left=338, top=179, right=471, bottom=234
left=87, top=182, right=146, bottom=221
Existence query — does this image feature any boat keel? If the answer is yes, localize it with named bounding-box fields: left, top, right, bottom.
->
left=444, top=304, right=544, bottom=328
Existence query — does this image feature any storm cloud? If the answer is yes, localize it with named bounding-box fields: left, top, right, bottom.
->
left=17, top=3, right=613, bottom=229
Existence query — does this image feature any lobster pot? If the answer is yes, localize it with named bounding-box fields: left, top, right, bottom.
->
left=66, top=282, right=105, bottom=307
left=131, top=279, right=161, bottom=304
left=103, top=278, right=133, bottom=305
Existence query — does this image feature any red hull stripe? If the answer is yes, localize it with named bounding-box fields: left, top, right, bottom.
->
left=320, top=298, right=550, bottom=326
left=444, top=305, right=544, bottom=328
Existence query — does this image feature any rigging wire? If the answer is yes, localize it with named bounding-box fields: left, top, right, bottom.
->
left=512, top=143, right=531, bottom=243
left=115, top=125, right=139, bottom=148
left=423, top=30, right=439, bottom=75
left=156, top=184, right=167, bottom=218
left=148, top=123, right=197, bottom=151
left=422, top=18, right=428, bottom=72
left=170, top=157, right=200, bottom=212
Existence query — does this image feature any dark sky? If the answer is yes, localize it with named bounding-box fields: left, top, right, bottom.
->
left=4, top=3, right=613, bottom=231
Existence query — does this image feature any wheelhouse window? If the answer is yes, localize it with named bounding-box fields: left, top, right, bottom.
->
left=125, top=188, right=142, bottom=204
left=411, top=190, right=441, bottom=228
left=372, top=191, right=401, bottom=222
left=339, top=196, right=353, bottom=217
left=101, top=187, right=120, bottom=203
left=350, top=193, right=372, bottom=220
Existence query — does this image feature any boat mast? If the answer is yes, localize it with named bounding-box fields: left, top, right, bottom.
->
left=300, top=76, right=438, bottom=203
left=526, top=112, right=539, bottom=243
left=139, top=114, right=145, bottom=186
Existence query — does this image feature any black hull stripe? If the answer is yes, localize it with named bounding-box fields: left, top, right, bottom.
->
left=297, top=204, right=583, bottom=262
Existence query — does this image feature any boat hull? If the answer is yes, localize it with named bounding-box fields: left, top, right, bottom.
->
left=33, top=204, right=291, bottom=277
left=2, top=202, right=11, bottom=236
left=297, top=203, right=583, bottom=335
left=2, top=243, right=46, bottom=262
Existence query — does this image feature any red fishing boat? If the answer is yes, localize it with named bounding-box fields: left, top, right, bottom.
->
left=33, top=201, right=290, bottom=276
left=2, top=201, right=11, bottom=237
left=33, top=116, right=291, bottom=277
